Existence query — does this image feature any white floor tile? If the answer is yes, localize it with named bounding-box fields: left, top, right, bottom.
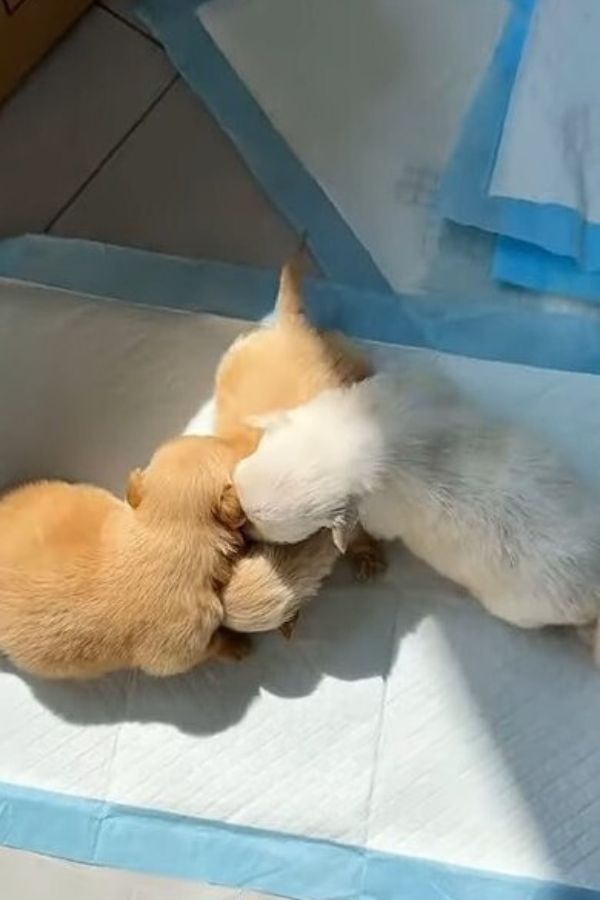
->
left=0, top=847, right=277, bottom=900
left=51, top=79, right=301, bottom=270
left=0, top=7, right=173, bottom=238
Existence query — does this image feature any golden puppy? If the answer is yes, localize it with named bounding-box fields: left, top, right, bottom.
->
left=215, top=252, right=371, bottom=461
left=0, top=436, right=249, bottom=679
left=215, top=248, right=385, bottom=637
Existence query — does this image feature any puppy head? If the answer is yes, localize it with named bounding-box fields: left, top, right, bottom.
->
left=127, top=436, right=245, bottom=535
left=234, top=396, right=359, bottom=551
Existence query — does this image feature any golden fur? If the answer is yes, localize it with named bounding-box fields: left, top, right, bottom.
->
left=215, top=250, right=385, bottom=635
left=215, top=254, right=371, bottom=459
left=0, top=436, right=250, bottom=679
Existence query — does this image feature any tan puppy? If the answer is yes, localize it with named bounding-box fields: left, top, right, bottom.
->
left=215, top=250, right=385, bottom=637
left=0, top=436, right=249, bottom=679
left=215, top=254, right=371, bottom=461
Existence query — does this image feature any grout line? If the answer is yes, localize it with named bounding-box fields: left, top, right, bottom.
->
left=96, top=1, right=163, bottom=47
left=45, top=74, right=179, bottom=233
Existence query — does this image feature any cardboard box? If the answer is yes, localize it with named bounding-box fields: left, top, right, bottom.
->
left=0, top=0, right=92, bottom=104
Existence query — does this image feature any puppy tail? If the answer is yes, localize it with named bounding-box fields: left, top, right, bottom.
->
left=221, top=530, right=338, bottom=634
left=274, top=234, right=307, bottom=322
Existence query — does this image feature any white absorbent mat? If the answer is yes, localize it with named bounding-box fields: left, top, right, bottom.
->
left=3, top=279, right=600, bottom=891
left=197, top=0, right=506, bottom=294
left=492, top=0, right=600, bottom=227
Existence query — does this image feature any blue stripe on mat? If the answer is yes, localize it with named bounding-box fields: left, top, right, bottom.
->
left=2, top=235, right=600, bottom=376
left=0, top=780, right=598, bottom=900
left=133, top=0, right=389, bottom=294
left=494, top=238, right=600, bottom=303
left=439, top=0, right=600, bottom=272
left=489, top=202, right=600, bottom=276
left=437, top=0, right=535, bottom=235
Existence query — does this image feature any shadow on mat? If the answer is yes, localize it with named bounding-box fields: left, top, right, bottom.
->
left=3, top=552, right=426, bottom=736
left=2, top=535, right=597, bottom=883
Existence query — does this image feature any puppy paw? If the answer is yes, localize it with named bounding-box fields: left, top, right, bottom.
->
left=347, top=534, right=387, bottom=583
left=213, top=629, right=253, bottom=662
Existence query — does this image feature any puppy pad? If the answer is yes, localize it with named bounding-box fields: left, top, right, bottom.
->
left=491, top=0, right=600, bottom=270
left=139, top=0, right=509, bottom=300
left=1, top=253, right=600, bottom=899
left=442, top=0, right=600, bottom=304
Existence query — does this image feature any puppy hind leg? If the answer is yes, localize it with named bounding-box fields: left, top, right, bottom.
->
left=134, top=604, right=240, bottom=676
left=137, top=629, right=252, bottom=676
left=206, top=628, right=253, bottom=662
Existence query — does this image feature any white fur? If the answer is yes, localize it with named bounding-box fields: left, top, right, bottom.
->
left=234, top=368, right=600, bottom=650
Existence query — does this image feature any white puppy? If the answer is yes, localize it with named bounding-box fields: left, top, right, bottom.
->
left=235, top=368, right=600, bottom=656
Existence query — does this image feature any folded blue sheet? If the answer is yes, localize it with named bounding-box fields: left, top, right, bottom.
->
left=441, top=0, right=600, bottom=302
left=437, top=0, right=535, bottom=238
left=494, top=238, right=600, bottom=304
left=489, top=0, right=600, bottom=273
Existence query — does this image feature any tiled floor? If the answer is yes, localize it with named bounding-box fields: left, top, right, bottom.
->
left=0, top=2, right=296, bottom=896
left=0, top=0, right=298, bottom=269
left=0, top=846, right=275, bottom=900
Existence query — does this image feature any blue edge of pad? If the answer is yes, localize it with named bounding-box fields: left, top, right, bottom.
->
left=438, top=0, right=600, bottom=277
left=494, top=238, right=600, bottom=305
left=134, top=0, right=390, bottom=295
left=2, top=234, right=600, bottom=377
left=494, top=237, right=600, bottom=303
left=1, top=233, right=600, bottom=900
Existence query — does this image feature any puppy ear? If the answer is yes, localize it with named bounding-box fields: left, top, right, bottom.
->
left=217, top=483, right=246, bottom=529
left=245, top=410, right=290, bottom=433
left=126, top=468, right=144, bottom=508
left=331, top=504, right=359, bottom=554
